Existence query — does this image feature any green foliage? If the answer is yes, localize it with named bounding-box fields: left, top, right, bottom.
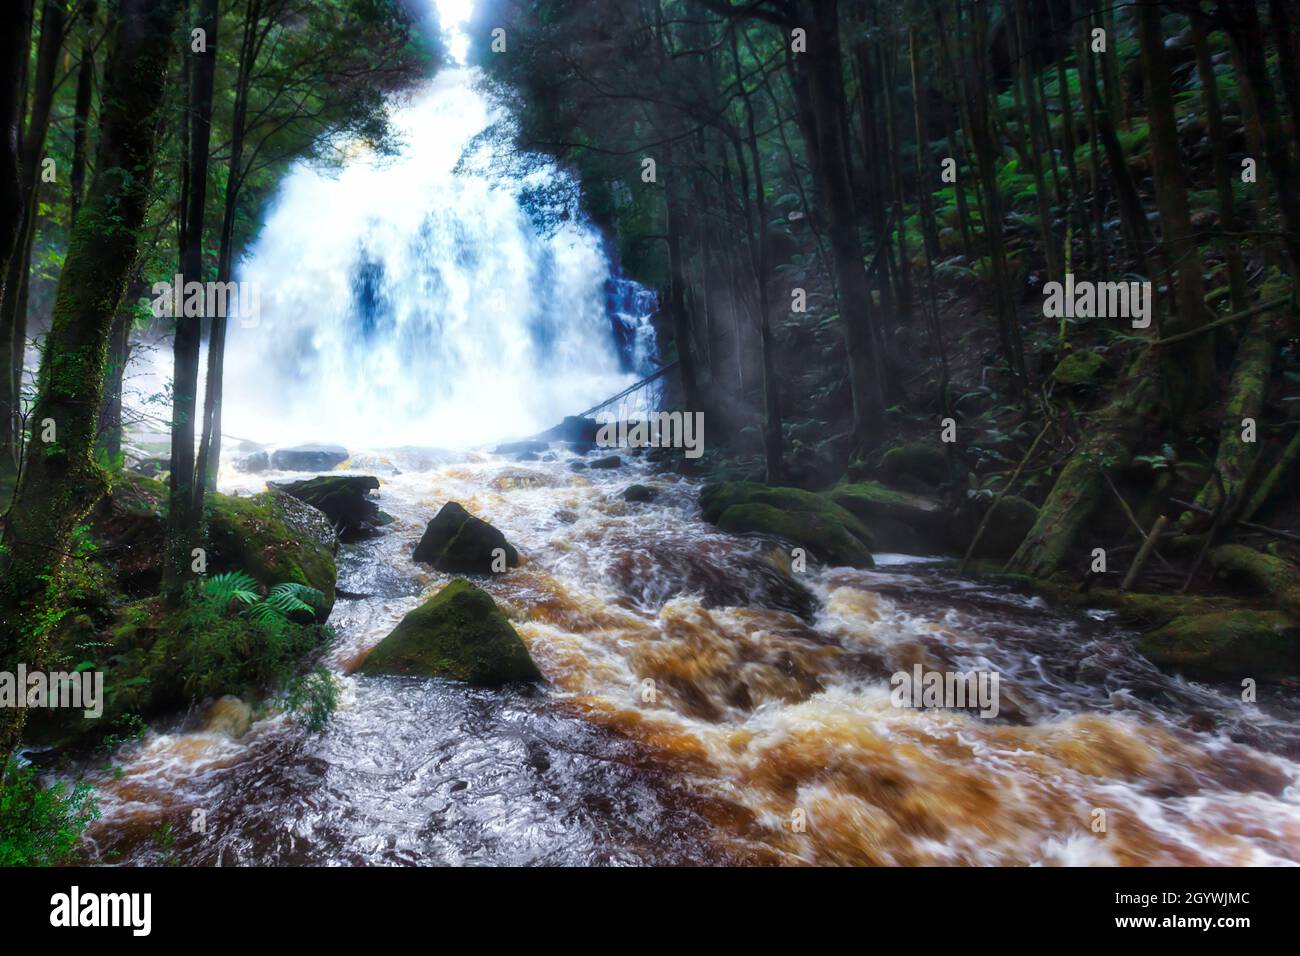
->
left=180, top=575, right=325, bottom=699
left=0, top=761, right=99, bottom=866
left=285, top=666, right=340, bottom=734
left=204, top=572, right=323, bottom=622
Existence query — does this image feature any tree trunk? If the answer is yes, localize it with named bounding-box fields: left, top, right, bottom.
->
left=1190, top=8, right=1248, bottom=313
left=1221, top=0, right=1300, bottom=274
left=197, top=0, right=261, bottom=491
left=0, top=0, right=182, bottom=766
left=1138, top=0, right=1215, bottom=416
left=70, top=2, right=98, bottom=224
left=0, top=0, right=63, bottom=476
left=164, top=0, right=218, bottom=601
left=796, top=0, right=885, bottom=449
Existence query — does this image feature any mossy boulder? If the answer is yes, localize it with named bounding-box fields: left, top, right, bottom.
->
left=700, top=482, right=874, bottom=568
left=1051, top=350, right=1111, bottom=388
left=22, top=476, right=340, bottom=750
left=830, top=481, right=948, bottom=552
left=879, top=443, right=949, bottom=489
left=268, top=474, right=384, bottom=542
left=413, top=502, right=519, bottom=574
left=85, top=475, right=337, bottom=618
left=205, top=489, right=337, bottom=622
left=1138, top=610, right=1300, bottom=681
left=359, top=580, right=541, bottom=685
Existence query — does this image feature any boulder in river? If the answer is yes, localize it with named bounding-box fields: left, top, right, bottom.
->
left=700, top=482, right=874, bottom=568
left=269, top=474, right=385, bottom=542
left=270, top=443, right=349, bottom=472
left=413, top=501, right=519, bottom=574
left=588, top=455, right=622, bottom=469
left=622, top=483, right=658, bottom=503
left=1138, top=610, right=1300, bottom=682
left=829, top=481, right=948, bottom=553
left=359, top=579, right=542, bottom=685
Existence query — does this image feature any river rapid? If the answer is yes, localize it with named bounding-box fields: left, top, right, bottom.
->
left=70, top=449, right=1300, bottom=866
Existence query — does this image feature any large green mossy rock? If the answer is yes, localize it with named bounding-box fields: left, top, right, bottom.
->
left=206, top=489, right=337, bottom=621
left=1138, top=610, right=1300, bottom=681
left=699, top=482, right=874, bottom=568
left=22, top=476, right=340, bottom=749
left=830, top=481, right=948, bottom=553
left=359, top=579, right=541, bottom=685
left=879, top=443, right=949, bottom=488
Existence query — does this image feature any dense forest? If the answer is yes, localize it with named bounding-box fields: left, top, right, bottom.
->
left=0, top=0, right=1297, bottom=871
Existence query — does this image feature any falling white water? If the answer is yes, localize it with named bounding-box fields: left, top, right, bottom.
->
left=221, top=64, right=654, bottom=451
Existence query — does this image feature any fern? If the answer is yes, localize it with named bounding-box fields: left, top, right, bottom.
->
left=266, top=582, right=323, bottom=617
left=205, top=571, right=260, bottom=610
left=205, top=573, right=321, bottom=622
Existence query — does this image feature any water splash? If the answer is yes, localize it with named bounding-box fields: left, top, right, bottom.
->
left=222, top=67, right=653, bottom=450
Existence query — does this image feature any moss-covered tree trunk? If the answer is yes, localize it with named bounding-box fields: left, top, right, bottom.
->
left=1006, top=349, right=1162, bottom=577
left=0, top=0, right=182, bottom=765
left=1185, top=310, right=1282, bottom=522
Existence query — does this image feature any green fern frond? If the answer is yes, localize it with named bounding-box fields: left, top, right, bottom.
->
left=205, top=571, right=261, bottom=610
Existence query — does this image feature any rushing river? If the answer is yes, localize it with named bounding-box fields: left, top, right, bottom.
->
left=66, top=1, right=1300, bottom=866
left=69, top=450, right=1300, bottom=866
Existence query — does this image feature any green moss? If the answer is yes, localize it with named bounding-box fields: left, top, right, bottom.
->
left=1051, top=350, right=1110, bottom=387
left=879, top=443, right=949, bottom=487
left=716, top=502, right=874, bottom=568
left=1138, top=610, right=1300, bottom=681
left=359, top=579, right=541, bottom=685
left=205, top=491, right=337, bottom=620
left=699, top=482, right=873, bottom=544
left=830, top=481, right=949, bottom=553
left=1209, top=545, right=1300, bottom=616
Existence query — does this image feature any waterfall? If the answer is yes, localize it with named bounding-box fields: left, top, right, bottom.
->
left=221, top=65, right=657, bottom=451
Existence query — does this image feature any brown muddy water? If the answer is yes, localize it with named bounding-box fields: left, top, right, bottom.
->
left=62, top=451, right=1300, bottom=866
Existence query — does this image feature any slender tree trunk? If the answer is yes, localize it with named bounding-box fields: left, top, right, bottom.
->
left=0, top=0, right=63, bottom=476
left=0, top=0, right=182, bottom=766
left=733, top=31, right=784, bottom=484
left=1221, top=0, right=1300, bottom=274
left=1138, top=0, right=1215, bottom=416
left=164, top=0, right=218, bottom=601
left=796, top=0, right=885, bottom=450
left=1190, top=8, right=1248, bottom=313
left=198, top=0, right=261, bottom=491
